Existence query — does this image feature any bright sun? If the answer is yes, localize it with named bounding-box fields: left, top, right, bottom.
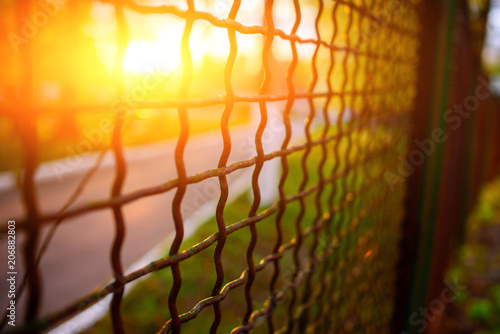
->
left=88, top=2, right=260, bottom=76
left=123, top=23, right=232, bottom=74
left=123, top=40, right=181, bottom=73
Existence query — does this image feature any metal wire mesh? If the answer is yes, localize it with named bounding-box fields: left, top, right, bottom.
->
left=0, top=0, right=422, bottom=333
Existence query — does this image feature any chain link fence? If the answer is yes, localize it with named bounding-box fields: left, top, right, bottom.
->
left=3, top=0, right=496, bottom=333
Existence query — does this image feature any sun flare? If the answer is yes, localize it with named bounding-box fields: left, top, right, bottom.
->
left=123, top=40, right=181, bottom=73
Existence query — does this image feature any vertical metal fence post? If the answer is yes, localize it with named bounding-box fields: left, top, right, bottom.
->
left=393, top=0, right=458, bottom=332
left=392, top=0, right=443, bottom=331
left=394, top=1, right=499, bottom=333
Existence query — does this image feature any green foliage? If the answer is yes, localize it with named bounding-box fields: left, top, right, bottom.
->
left=466, top=298, right=495, bottom=321
left=491, top=285, right=500, bottom=310
left=447, top=177, right=500, bottom=332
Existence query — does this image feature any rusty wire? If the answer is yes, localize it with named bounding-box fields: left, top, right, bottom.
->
left=3, top=0, right=422, bottom=333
